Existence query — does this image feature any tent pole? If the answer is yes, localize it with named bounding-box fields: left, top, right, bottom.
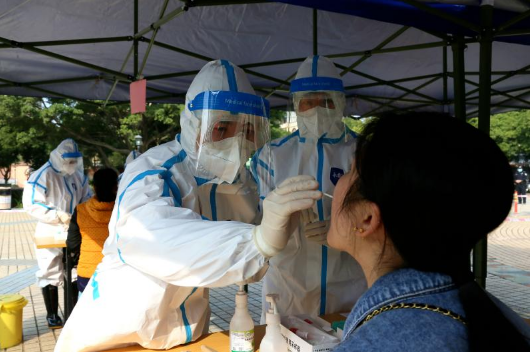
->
left=469, top=84, right=530, bottom=100
left=313, top=8, right=318, bottom=56
left=134, top=0, right=139, bottom=79
left=474, top=1, right=494, bottom=289
left=0, top=77, right=100, bottom=105
left=340, top=26, right=409, bottom=77
left=363, top=76, right=441, bottom=116
left=464, top=78, right=530, bottom=106
left=0, top=37, right=130, bottom=80
left=443, top=44, right=448, bottom=111
left=496, top=9, right=530, bottom=33
left=139, top=0, right=173, bottom=76
left=346, top=73, right=441, bottom=90
left=18, top=37, right=131, bottom=47
left=103, top=46, right=134, bottom=106
left=353, top=95, right=400, bottom=111
left=399, top=0, right=480, bottom=32
left=466, top=62, right=530, bottom=97
left=336, top=63, right=439, bottom=102
left=467, top=87, right=530, bottom=117
left=349, top=94, right=441, bottom=105
left=451, top=36, right=466, bottom=120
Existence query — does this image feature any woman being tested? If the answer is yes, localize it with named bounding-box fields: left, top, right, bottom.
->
left=328, top=112, right=530, bottom=351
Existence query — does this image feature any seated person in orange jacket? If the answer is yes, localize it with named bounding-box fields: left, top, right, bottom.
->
left=67, top=168, right=118, bottom=293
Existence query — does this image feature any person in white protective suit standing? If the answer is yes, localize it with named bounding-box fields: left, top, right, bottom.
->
left=23, top=138, right=92, bottom=328
left=118, top=150, right=142, bottom=182
left=55, top=59, right=322, bottom=352
left=252, top=55, right=367, bottom=319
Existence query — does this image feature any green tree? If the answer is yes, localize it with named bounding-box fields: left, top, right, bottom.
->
left=269, top=109, right=291, bottom=140
left=0, top=96, right=48, bottom=183
left=343, top=116, right=373, bottom=135
left=469, top=110, right=530, bottom=162
left=41, top=100, right=182, bottom=169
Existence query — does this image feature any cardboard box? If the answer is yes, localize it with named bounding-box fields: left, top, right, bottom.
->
left=280, top=316, right=340, bottom=352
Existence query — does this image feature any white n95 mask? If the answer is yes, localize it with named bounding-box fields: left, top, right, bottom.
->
left=198, top=136, right=242, bottom=184
left=297, top=106, right=344, bottom=140
left=63, top=162, right=78, bottom=176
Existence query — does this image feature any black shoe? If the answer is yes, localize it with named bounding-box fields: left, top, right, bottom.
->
left=46, top=313, right=63, bottom=329
left=42, top=285, right=63, bottom=329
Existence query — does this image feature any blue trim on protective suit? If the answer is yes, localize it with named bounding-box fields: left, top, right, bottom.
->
left=162, top=149, right=187, bottom=169
left=27, top=181, right=47, bottom=192
left=116, top=169, right=165, bottom=263
left=47, top=160, right=60, bottom=173
left=180, top=287, right=198, bottom=343
left=321, top=246, right=328, bottom=315
left=160, top=150, right=187, bottom=207
left=63, top=177, right=74, bottom=214
left=290, top=77, right=344, bottom=93
left=210, top=184, right=218, bottom=221
left=82, top=175, right=88, bottom=187
left=162, top=181, right=170, bottom=198
left=30, top=164, right=53, bottom=210
left=320, top=129, right=356, bottom=145
left=92, top=270, right=100, bottom=300
left=271, top=130, right=300, bottom=147
left=194, top=177, right=211, bottom=186
left=160, top=170, right=182, bottom=207
left=62, top=152, right=82, bottom=158
left=221, top=60, right=238, bottom=92
left=317, top=139, right=327, bottom=315
left=312, top=55, right=319, bottom=77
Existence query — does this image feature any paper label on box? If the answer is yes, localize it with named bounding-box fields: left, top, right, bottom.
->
left=230, top=329, right=254, bottom=352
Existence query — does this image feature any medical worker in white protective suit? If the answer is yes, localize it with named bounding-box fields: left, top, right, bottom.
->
left=55, top=59, right=322, bottom=352
left=23, top=138, right=92, bottom=328
left=252, top=55, right=367, bottom=319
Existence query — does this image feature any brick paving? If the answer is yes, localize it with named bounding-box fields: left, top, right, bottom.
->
left=1, top=205, right=529, bottom=351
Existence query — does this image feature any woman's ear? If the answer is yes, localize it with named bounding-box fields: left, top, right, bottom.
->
left=355, top=202, right=382, bottom=240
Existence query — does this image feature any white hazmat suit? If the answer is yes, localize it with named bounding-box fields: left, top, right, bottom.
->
left=55, top=59, right=321, bottom=352
left=253, top=56, right=367, bottom=319
left=24, top=138, right=92, bottom=287
left=23, top=138, right=92, bottom=327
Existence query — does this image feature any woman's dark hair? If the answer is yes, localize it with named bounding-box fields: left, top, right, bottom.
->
left=93, top=168, right=118, bottom=202
left=343, top=112, right=528, bottom=351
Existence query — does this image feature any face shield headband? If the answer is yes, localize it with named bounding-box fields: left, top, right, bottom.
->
left=61, top=151, right=83, bottom=175
left=188, top=90, right=271, bottom=184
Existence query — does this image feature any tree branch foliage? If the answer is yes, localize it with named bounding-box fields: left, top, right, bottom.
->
left=0, top=96, right=182, bottom=176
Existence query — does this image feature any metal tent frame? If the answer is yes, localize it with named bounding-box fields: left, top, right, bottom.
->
left=2, top=0, right=530, bottom=287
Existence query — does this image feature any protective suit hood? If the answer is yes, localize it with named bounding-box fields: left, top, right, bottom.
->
left=180, top=59, right=262, bottom=182
left=49, top=138, right=84, bottom=175
left=124, top=150, right=141, bottom=169
left=291, top=56, right=346, bottom=140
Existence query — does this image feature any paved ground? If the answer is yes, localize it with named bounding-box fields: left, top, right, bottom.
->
left=1, top=204, right=530, bottom=351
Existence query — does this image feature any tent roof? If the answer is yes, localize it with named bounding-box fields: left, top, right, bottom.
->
left=1, top=0, right=530, bottom=117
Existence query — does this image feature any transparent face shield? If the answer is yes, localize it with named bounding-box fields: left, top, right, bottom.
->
left=189, top=91, right=271, bottom=184
left=289, top=77, right=347, bottom=140
left=61, top=152, right=84, bottom=176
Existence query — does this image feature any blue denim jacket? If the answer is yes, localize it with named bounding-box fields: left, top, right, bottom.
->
left=333, top=268, right=530, bottom=352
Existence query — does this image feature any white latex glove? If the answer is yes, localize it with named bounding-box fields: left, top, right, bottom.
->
left=254, top=175, right=321, bottom=258
left=57, top=210, right=71, bottom=226
left=303, top=220, right=330, bottom=246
